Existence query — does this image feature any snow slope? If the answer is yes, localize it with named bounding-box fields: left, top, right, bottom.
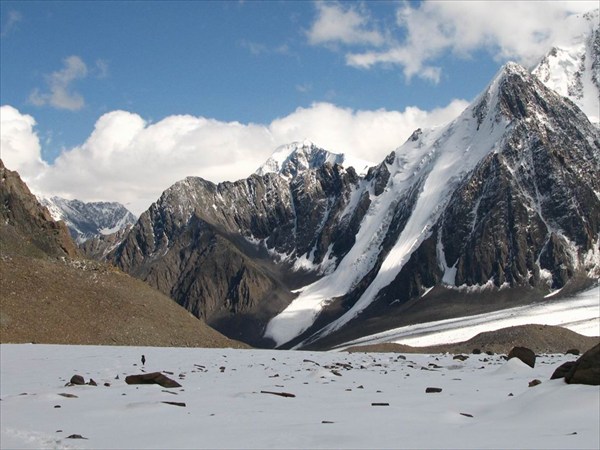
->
left=338, top=284, right=600, bottom=350
left=1, top=344, right=598, bottom=450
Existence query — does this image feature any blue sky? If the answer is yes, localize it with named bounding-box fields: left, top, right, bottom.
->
left=0, top=1, right=501, bottom=161
left=0, top=1, right=596, bottom=214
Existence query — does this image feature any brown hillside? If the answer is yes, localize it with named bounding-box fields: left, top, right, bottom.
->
left=0, top=255, right=248, bottom=348
left=0, top=160, right=248, bottom=349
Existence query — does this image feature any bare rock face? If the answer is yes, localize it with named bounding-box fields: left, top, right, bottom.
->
left=0, top=159, right=78, bottom=258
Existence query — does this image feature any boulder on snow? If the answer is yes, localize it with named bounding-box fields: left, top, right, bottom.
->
left=425, top=387, right=442, bottom=393
left=564, top=343, right=600, bottom=386
left=125, top=372, right=182, bottom=388
left=69, top=375, right=85, bottom=385
left=550, top=361, right=577, bottom=380
left=507, top=347, right=536, bottom=368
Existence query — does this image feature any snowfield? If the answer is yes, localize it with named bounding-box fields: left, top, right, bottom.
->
left=1, top=343, right=598, bottom=449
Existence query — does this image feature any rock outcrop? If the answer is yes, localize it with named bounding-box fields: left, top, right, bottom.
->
left=0, top=159, right=78, bottom=258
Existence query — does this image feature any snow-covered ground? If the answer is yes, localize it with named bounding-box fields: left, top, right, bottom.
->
left=1, top=343, right=598, bottom=449
left=338, top=284, right=600, bottom=349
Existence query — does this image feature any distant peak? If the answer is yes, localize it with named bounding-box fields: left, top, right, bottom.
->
left=256, top=141, right=372, bottom=179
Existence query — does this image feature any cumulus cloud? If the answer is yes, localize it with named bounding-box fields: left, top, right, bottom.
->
left=309, top=1, right=598, bottom=82
left=306, top=1, right=385, bottom=47
left=0, top=105, right=47, bottom=179
left=1, top=99, right=467, bottom=216
left=28, top=56, right=88, bottom=111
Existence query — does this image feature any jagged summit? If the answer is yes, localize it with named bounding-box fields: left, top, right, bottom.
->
left=256, top=140, right=372, bottom=179
left=533, top=9, right=599, bottom=123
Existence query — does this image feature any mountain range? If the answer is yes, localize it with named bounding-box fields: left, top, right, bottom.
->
left=4, top=14, right=598, bottom=351
left=106, top=44, right=599, bottom=349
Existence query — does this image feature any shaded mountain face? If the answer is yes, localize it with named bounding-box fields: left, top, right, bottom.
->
left=111, top=62, right=599, bottom=350
left=0, top=160, right=78, bottom=259
left=40, top=196, right=137, bottom=244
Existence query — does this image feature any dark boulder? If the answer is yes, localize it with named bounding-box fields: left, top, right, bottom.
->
left=565, top=343, right=600, bottom=386
left=508, top=346, right=536, bottom=368
left=69, top=375, right=85, bottom=385
left=125, top=372, right=182, bottom=388
left=425, top=387, right=442, bottom=393
left=550, top=361, right=577, bottom=380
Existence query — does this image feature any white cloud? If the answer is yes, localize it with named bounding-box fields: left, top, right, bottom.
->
left=1, top=10, right=22, bottom=37
left=306, top=2, right=385, bottom=47
left=95, top=59, right=109, bottom=79
left=268, top=100, right=469, bottom=161
left=310, top=1, right=598, bottom=82
left=0, top=105, right=47, bottom=180
left=28, top=56, right=88, bottom=111
left=1, top=100, right=467, bottom=216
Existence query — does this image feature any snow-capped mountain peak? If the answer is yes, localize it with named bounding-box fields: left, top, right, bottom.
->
left=265, top=61, right=599, bottom=347
left=533, top=9, right=599, bottom=124
left=40, top=196, right=137, bottom=243
left=256, top=140, right=372, bottom=179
